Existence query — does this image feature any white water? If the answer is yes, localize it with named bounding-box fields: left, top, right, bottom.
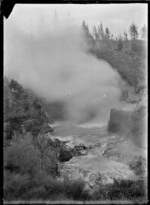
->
left=50, top=122, right=107, bottom=137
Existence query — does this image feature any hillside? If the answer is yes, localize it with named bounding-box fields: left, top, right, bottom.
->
left=88, top=39, right=146, bottom=101
left=3, top=77, right=86, bottom=200
left=4, top=77, right=54, bottom=141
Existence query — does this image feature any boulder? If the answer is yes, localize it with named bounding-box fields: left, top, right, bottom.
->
left=59, top=149, right=73, bottom=162
left=51, top=138, right=89, bottom=162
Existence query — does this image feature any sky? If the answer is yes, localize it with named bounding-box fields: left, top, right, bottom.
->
left=5, top=3, right=147, bottom=38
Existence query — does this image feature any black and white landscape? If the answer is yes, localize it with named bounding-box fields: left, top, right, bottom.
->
left=4, top=4, right=147, bottom=203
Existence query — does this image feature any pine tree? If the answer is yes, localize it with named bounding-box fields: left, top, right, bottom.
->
left=93, top=25, right=99, bottom=40
left=141, top=25, right=147, bottom=40
left=117, top=35, right=123, bottom=51
left=129, top=23, right=138, bottom=40
left=98, top=23, right=105, bottom=40
left=105, top=27, right=110, bottom=39
left=82, top=20, right=92, bottom=40
left=124, top=32, right=128, bottom=41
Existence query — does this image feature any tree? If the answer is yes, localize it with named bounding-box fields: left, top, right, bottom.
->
left=141, top=25, right=147, bottom=40
left=33, top=134, right=58, bottom=174
left=98, top=23, right=105, bottom=40
left=93, top=25, right=99, bottom=40
left=129, top=23, right=138, bottom=40
left=4, top=134, right=41, bottom=175
left=124, top=32, right=128, bottom=41
left=131, top=41, right=138, bottom=52
left=82, top=20, right=92, bottom=39
left=117, top=35, right=123, bottom=51
left=105, top=27, right=110, bottom=39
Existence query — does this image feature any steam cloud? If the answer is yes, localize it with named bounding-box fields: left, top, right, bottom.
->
left=4, top=17, right=126, bottom=125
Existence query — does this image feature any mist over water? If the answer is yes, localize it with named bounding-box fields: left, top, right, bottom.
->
left=4, top=17, right=127, bottom=125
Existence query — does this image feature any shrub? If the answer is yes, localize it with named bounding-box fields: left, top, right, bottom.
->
left=33, top=134, right=59, bottom=175
left=4, top=170, right=88, bottom=201
left=25, top=171, right=64, bottom=200
left=4, top=135, right=41, bottom=176
left=93, top=179, right=146, bottom=201
left=92, top=184, right=108, bottom=200
left=128, top=180, right=146, bottom=198
left=4, top=133, right=59, bottom=176
left=64, top=179, right=88, bottom=200
left=108, top=179, right=146, bottom=200
left=131, top=41, right=138, bottom=52
left=129, top=156, right=146, bottom=176
left=42, top=149, right=59, bottom=176
left=117, top=39, right=123, bottom=51
left=4, top=171, right=31, bottom=200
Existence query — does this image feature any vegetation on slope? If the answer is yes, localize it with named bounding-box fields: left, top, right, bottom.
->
left=89, top=39, right=146, bottom=92
left=4, top=77, right=53, bottom=140
left=82, top=21, right=147, bottom=102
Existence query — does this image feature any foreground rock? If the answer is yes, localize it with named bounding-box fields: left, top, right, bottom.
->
left=60, top=154, right=137, bottom=191
left=51, top=133, right=146, bottom=193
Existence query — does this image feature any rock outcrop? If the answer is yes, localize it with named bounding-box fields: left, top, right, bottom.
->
left=107, top=106, right=147, bottom=148
left=60, top=155, right=136, bottom=191
left=52, top=133, right=145, bottom=193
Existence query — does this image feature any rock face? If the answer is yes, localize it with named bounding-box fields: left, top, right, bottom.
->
left=108, top=109, right=132, bottom=135
left=107, top=107, right=147, bottom=148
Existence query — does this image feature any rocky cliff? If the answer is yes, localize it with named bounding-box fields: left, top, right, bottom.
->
left=107, top=106, right=147, bottom=148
